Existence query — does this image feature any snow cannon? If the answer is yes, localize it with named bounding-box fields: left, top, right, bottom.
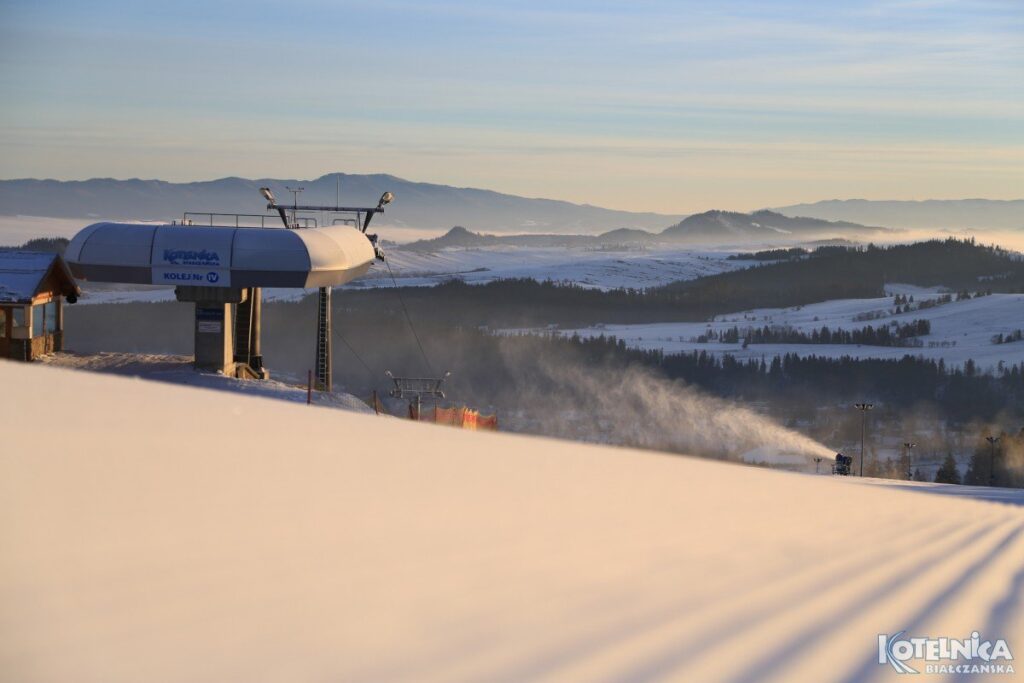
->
left=832, top=453, right=853, bottom=476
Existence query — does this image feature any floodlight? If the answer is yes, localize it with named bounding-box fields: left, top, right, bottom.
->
left=259, top=187, right=276, bottom=203
left=378, top=191, right=394, bottom=208
left=986, top=435, right=1001, bottom=485
left=854, top=402, right=874, bottom=477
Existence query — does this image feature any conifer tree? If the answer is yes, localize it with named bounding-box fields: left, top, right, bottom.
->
left=934, top=453, right=962, bottom=485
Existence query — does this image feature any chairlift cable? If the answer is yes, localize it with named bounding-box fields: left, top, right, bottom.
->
left=334, top=327, right=375, bottom=377
left=384, top=256, right=436, bottom=376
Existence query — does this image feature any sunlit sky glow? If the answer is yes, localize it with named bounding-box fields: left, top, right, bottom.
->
left=0, top=0, right=1021, bottom=213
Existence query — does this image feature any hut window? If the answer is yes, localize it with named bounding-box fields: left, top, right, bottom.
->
left=0, top=308, right=5, bottom=337
left=12, top=307, right=25, bottom=329
left=45, top=301, right=57, bottom=333
left=30, top=302, right=57, bottom=337
left=32, top=304, right=45, bottom=337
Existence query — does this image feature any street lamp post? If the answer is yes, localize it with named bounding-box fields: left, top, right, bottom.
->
left=854, top=403, right=874, bottom=477
left=903, top=441, right=917, bottom=480
left=986, top=435, right=1000, bottom=486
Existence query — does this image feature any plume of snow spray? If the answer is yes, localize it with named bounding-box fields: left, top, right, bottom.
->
left=501, top=349, right=834, bottom=464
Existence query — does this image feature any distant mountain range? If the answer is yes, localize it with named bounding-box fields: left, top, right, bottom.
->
left=0, top=174, right=682, bottom=234
left=402, top=211, right=890, bottom=250
left=0, top=173, right=1016, bottom=238
left=773, top=199, right=1023, bottom=230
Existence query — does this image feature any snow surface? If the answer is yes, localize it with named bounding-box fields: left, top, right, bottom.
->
left=847, top=477, right=1024, bottom=508
left=36, top=352, right=374, bottom=413
left=556, top=285, right=1024, bottom=370
left=2, top=360, right=1023, bottom=682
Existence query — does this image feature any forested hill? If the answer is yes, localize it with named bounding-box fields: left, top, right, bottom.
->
left=655, top=238, right=1024, bottom=314
left=331, top=238, right=1024, bottom=329
left=0, top=237, right=69, bottom=254
left=659, top=209, right=888, bottom=242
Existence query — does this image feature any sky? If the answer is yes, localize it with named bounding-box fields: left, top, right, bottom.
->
left=0, top=0, right=1021, bottom=214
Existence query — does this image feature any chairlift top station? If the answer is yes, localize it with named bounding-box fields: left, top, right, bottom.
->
left=65, top=187, right=393, bottom=386
left=65, top=222, right=377, bottom=289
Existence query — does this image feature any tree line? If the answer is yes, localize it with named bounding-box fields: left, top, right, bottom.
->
left=931, top=429, right=1024, bottom=489
left=701, top=320, right=931, bottom=347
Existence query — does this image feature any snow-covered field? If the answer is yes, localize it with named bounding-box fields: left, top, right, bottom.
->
left=556, top=285, right=1024, bottom=371
left=353, top=245, right=744, bottom=290
left=35, top=352, right=374, bottom=413
left=2, top=360, right=1023, bottom=682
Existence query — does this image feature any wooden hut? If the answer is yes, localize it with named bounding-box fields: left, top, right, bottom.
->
left=0, top=252, right=80, bottom=361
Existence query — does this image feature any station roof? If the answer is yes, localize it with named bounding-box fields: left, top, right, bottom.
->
left=0, top=251, right=80, bottom=304
left=66, top=223, right=377, bottom=289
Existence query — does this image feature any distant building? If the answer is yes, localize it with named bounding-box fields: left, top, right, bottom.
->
left=0, top=252, right=80, bottom=361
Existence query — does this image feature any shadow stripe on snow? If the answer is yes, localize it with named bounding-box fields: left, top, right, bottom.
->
left=837, top=520, right=1024, bottom=683
left=609, top=515, right=1011, bottom=683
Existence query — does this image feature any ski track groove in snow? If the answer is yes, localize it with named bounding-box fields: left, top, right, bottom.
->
left=734, top=518, right=1024, bottom=683
left=593, top=516, right=1003, bottom=683
left=836, top=519, right=1024, bottom=683
left=484, top=514, right=953, bottom=683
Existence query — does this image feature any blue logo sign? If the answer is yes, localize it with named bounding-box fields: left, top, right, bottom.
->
left=163, top=249, right=220, bottom=266
left=206, top=271, right=220, bottom=284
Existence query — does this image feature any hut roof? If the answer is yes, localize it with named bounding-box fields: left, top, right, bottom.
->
left=0, top=252, right=80, bottom=304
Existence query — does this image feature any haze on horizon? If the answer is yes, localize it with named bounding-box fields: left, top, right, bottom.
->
left=0, top=0, right=1021, bottom=215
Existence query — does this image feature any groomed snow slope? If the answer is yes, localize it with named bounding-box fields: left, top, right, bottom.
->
left=1, top=361, right=1023, bottom=683
left=34, top=352, right=374, bottom=414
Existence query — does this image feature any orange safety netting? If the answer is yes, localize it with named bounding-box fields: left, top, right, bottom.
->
left=431, top=406, right=498, bottom=431
left=434, top=406, right=458, bottom=425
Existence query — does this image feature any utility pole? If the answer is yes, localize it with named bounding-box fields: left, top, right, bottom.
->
left=285, top=186, right=305, bottom=228
left=855, top=403, right=874, bottom=477
left=986, top=435, right=1000, bottom=486
left=903, top=441, right=917, bottom=480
